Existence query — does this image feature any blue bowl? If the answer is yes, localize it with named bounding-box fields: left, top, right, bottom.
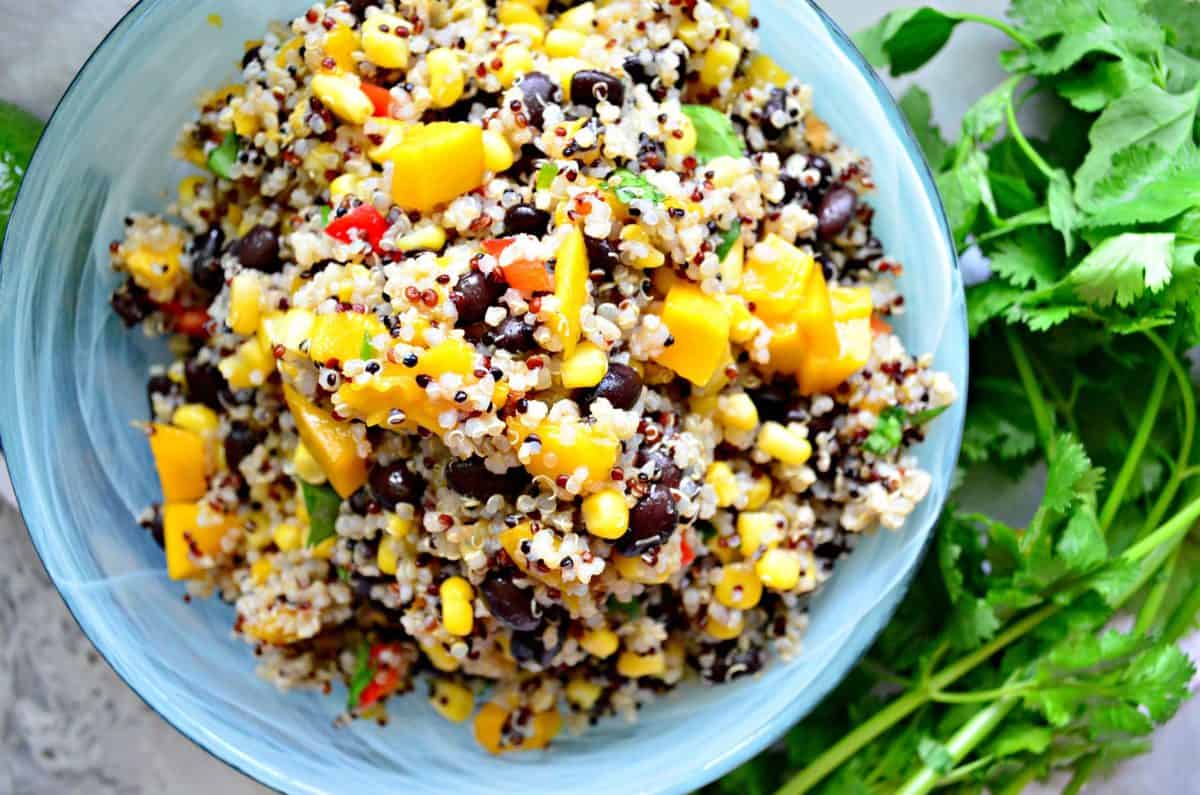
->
left=0, top=1, right=966, bottom=793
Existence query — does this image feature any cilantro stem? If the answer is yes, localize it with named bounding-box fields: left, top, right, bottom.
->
left=1136, top=330, right=1197, bottom=540
left=860, top=657, right=912, bottom=687
left=932, top=755, right=995, bottom=788
left=1099, top=347, right=1171, bottom=532
left=929, top=682, right=1031, bottom=704
left=1003, top=94, right=1056, bottom=182
left=1062, top=754, right=1099, bottom=795
left=1004, top=328, right=1054, bottom=453
left=1133, top=545, right=1179, bottom=636
left=1163, top=577, right=1200, bottom=643
left=996, top=766, right=1041, bottom=795
left=1121, top=494, right=1200, bottom=565
left=974, top=208, right=1051, bottom=244
left=894, top=697, right=1018, bottom=795
left=946, top=12, right=1037, bottom=50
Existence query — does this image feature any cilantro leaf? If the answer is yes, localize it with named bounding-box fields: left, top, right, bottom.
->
left=346, top=641, right=374, bottom=709
left=606, top=168, right=665, bottom=204
left=535, top=161, right=558, bottom=190
left=207, top=131, right=239, bottom=179
left=1056, top=58, right=1155, bottom=112
left=898, top=86, right=950, bottom=170
left=1046, top=169, right=1078, bottom=254
left=854, top=8, right=963, bottom=76
left=864, top=406, right=906, bottom=456
left=680, top=105, right=744, bottom=163
left=937, top=150, right=994, bottom=248
left=1080, top=143, right=1200, bottom=227
left=360, top=331, right=377, bottom=360
left=1011, top=0, right=1165, bottom=75
left=1043, top=433, right=1103, bottom=514
left=302, top=480, right=342, bottom=547
left=607, top=595, right=640, bottom=618
left=1066, top=232, right=1176, bottom=307
left=716, top=219, right=742, bottom=261
left=987, top=228, right=1061, bottom=289
left=1056, top=506, right=1107, bottom=573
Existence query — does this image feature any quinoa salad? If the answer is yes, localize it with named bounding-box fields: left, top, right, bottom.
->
left=108, top=0, right=957, bottom=753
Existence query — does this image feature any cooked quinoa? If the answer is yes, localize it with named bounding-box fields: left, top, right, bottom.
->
left=109, top=0, right=957, bottom=753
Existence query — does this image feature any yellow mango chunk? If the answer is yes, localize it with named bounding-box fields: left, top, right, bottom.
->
left=746, top=53, right=790, bottom=87
left=362, top=14, right=410, bottom=69
left=219, top=336, right=274, bottom=390
left=798, top=317, right=873, bottom=395
left=654, top=281, right=731, bottom=386
left=126, top=242, right=184, bottom=292
left=164, top=502, right=238, bottom=580
left=323, top=25, right=359, bottom=73
left=367, top=118, right=409, bottom=163
left=308, top=311, right=389, bottom=366
left=389, top=122, right=485, bottom=212
left=552, top=225, right=588, bottom=357
left=310, top=73, right=373, bottom=125
left=149, top=423, right=208, bottom=502
left=829, top=286, right=874, bottom=321
left=258, top=308, right=315, bottom=356
left=740, top=234, right=816, bottom=323
left=516, top=419, right=619, bottom=483
left=282, top=384, right=367, bottom=497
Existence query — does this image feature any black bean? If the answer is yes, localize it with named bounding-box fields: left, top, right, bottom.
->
left=584, top=235, right=620, bottom=274
left=140, top=503, right=164, bottom=548
left=519, top=72, right=559, bottom=129
left=224, top=422, right=265, bottom=471
left=346, top=0, right=374, bottom=19
left=504, top=204, right=551, bottom=237
left=816, top=254, right=837, bottom=281
left=817, top=186, right=857, bottom=240
left=445, top=457, right=530, bottom=501
left=488, top=317, right=536, bottom=352
left=586, top=363, right=642, bottom=410
left=348, top=487, right=377, bottom=515
left=807, top=154, right=833, bottom=185
left=761, top=88, right=791, bottom=140
left=510, top=606, right=566, bottom=666
left=779, top=173, right=805, bottom=205
left=190, top=227, right=226, bottom=291
left=618, top=484, right=678, bottom=555
left=570, top=70, right=625, bottom=109
left=146, top=374, right=179, bottom=415
left=747, top=382, right=793, bottom=424
left=510, top=143, right=548, bottom=180
left=110, top=281, right=154, bottom=327
left=234, top=225, right=281, bottom=272
left=185, top=359, right=233, bottom=410
left=480, top=571, right=541, bottom=631
left=369, top=461, right=426, bottom=510
left=241, top=45, right=262, bottom=69
left=622, top=53, right=653, bottom=85
left=451, top=270, right=503, bottom=326
left=637, top=447, right=682, bottom=488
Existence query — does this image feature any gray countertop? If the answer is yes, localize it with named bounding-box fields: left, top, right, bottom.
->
left=1, top=2, right=1196, bottom=793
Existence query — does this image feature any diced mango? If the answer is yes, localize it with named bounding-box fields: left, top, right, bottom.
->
left=323, top=25, right=360, bottom=73
left=126, top=242, right=184, bottom=292
left=654, top=281, right=731, bottom=386
left=164, top=502, right=238, bottom=580
left=553, top=225, right=588, bottom=357
left=282, top=384, right=367, bottom=497
left=219, top=336, right=275, bottom=390
left=700, top=40, right=741, bottom=87
left=310, top=73, right=374, bottom=125
left=308, top=311, right=389, bottom=366
left=740, top=234, right=816, bottom=323
left=388, top=122, right=485, bottom=212
left=560, top=341, right=608, bottom=388
left=798, top=317, right=872, bottom=395
left=362, top=14, right=410, bottom=69
left=517, top=419, right=619, bottom=483
left=149, top=423, right=209, bottom=501
left=746, top=53, right=790, bottom=88
left=367, top=118, right=409, bottom=163
left=496, top=43, right=534, bottom=87
left=829, top=286, right=874, bottom=321
left=613, top=553, right=671, bottom=584
left=258, top=308, right=315, bottom=356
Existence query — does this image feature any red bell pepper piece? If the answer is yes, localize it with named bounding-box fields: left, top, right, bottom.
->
left=360, top=81, right=393, bottom=118
left=357, top=642, right=406, bottom=708
left=161, top=300, right=211, bottom=339
left=501, top=259, right=554, bottom=293
left=870, top=313, right=893, bottom=336
left=680, top=538, right=695, bottom=568
left=326, top=204, right=390, bottom=250
left=482, top=237, right=515, bottom=258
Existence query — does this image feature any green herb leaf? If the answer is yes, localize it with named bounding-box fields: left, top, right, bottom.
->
left=319, top=204, right=331, bottom=227
left=854, top=8, right=963, bottom=76
left=346, top=641, right=375, bottom=709
left=337, top=566, right=351, bottom=583
left=863, top=406, right=906, bottom=456
left=535, top=161, right=558, bottom=190
left=302, top=480, right=342, bottom=547
left=360, top=330, right=377, bottom=360
left=716, top=219, right=742, bottom=261
left=606, top=168, right=665, bottom=204
left=1080, top=143, right=1200, bottom=227
left=207, top=131, right=239, bottom=180
left=1057, top=58, right=1155, bottom=112
left=681, top=105, right=744, bottom=162
left=916, top=736, right=954, bottom=774
left=607, top=595, right=640, bottom=619
left=1066, top=232, right=1176, bottom=307
left=1011, top=0, right=1165, bottom=75
left=937, top=149, right=994, bottom=247
left=898, top=86, right=950, bottom=170
left=988, top=228, right=1061, bottom=289
left=910, top=404, right=949, bottom=425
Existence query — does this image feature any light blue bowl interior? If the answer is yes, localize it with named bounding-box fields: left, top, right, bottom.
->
left=0, top=2, right=966, bottom=793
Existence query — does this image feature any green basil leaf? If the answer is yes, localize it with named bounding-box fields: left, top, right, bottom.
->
left=681, top=104, right=744, bottom=163
left=716, top=219, right=742, bottom=261
left=536, top=161, right=559, bottom=190
left=606, top=168, right=665, bottom=204
left=207, top=131, right=239, bottom=180
left=302, top=480, right=342, bottom=547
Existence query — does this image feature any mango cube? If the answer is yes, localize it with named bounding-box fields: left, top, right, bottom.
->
left=149, top=423, right=209, bottom=502
left=282, top=384, right=367, bottom=497
left=164, top=502, right=238, bottom=580
left=798, top=317, right=873, bottom=395
left=553, top=225, right=588, bottom=357
left=740, top=234, right=816, bottom=323
left=308, top=311, right=389, bottom=366
left=389, top=122, right=485, bottom=212
left=518, top=419, right=620, bottom=483
left=654, top=281, right=731, bottom=386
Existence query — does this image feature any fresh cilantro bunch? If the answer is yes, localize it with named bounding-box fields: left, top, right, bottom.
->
left=714, top=1, right=1200, bottom=793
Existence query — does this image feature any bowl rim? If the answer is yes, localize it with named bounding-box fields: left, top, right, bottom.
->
left=0, top=1, right=965, bottom=793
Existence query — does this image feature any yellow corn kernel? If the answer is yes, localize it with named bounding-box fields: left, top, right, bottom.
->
left=560, top=342, right=609, bottom=389
left=274, top=37, right=302, bottom=68
left=440, top=578, right=475, bottom=636
left=619, top=224, right=665, bottom=269
left=365, top=118, right=408, bottom=163
left=756, top=547, right=802, bottom=591
left=717, top=393, right=759, bottom=432
left=757, top=422, right=813, bottom=465
left=714, top=562, right=762, bottom=609
left=292, top=441, right=327, bottom=485
left=499, top=1, right=546, bottom=43
left=377, top=537, right=401, bottom=575
left=565, top=678, right=603, bottom=709
left=387, top=515, right=415, bottom=538
left=426, top=47, right=465, bottom=108
left=617, top=650, right=666, bottom=679
left=705, top=462, right=739, bottom=508
left=581, top=488, right=629, bottom=540
left=665, top=112, right=696, bottom=158
left=329, top=173, right=363, bottom=205
left=745, top=475, right=772, bottom=510
left=430, top=680, right=475, bottom=723
left=311, top=536, right=336, bottom=559
left=441, top=575, right=473, bottom=602
left=544, top=28, right=586, bottom=57
left=149, top=423, right=209, bottom=502
left=527, top=709, right=562, bottom=750
left=246, top=520, right=274, bottom=550
left=746, top=53, right=790, bottom=87
left=705, top=612, right=744, bottom=640
left=178, top=176, right=205, bottom=205
left=718, top=0, right=751, bottom=19
left=390, top=224, right=444, bottom=254
left=555, top=1, right=595, bottom=32
left=323, top=25, right=359, bottom=73
left=579, top=627, right=620, bottom=658
left=126, top=243, right=184, bottom=292
left=171, top=403, right=220, bottom=437
left=482, top=129, right=515, bottom=173
left=737, top=511, right=779, bottom=554
left=701, top=40, right=742, bottom=87
left=496, top=43, right=534, bottom=87
left=362, top=14, right=410, bottom=69
left=422, top=639, right=462, bottom=672
left=547, top=56, right=591, bottom=100
left=250, top=557, right=273, bottom=585
left=228, top=272, right=262, bottom=336
left=273, top=522, right=302, bottom=552
left=310, top=73, right=373, bottom=125
left=689, top=390, right=719, bottom=416
left=720, top=295, right=756, bottom=344
left=614, top=553, right=671, bottom=584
